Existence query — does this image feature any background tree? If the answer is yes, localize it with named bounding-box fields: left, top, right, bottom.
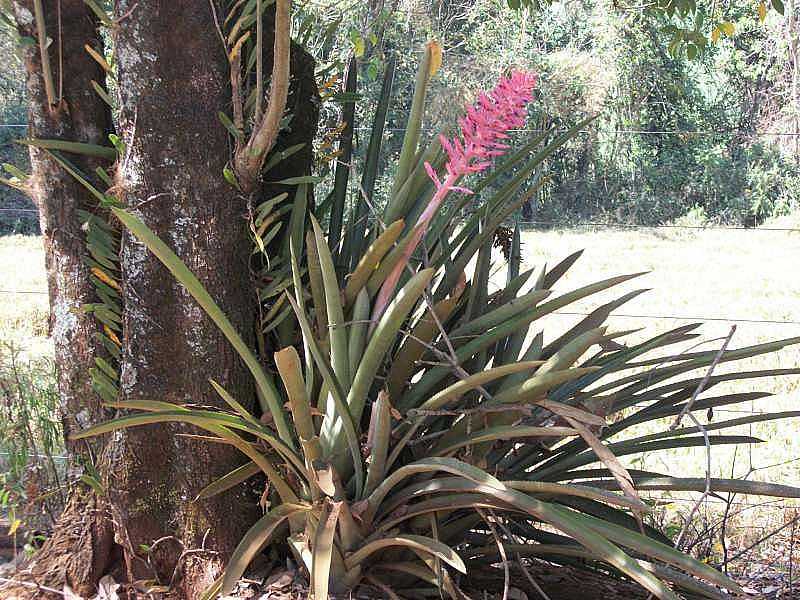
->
left=8, top=1, right=115, bottom=593
left=2, top=1, right=317, bottom=597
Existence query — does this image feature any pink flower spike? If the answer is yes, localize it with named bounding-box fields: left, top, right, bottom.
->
left=424, top=161, right=442, bottom=190
left=372, top=70, right=537, bottom=328
left=426, top=70, right=538, bottom=188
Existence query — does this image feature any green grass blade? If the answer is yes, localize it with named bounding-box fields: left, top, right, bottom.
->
left=344, top=534, right=466, bottom=575
left=589, top=475, right=800, bottom=498
left=195, top=461, right=260, bottom=500
left=312, top=500, right=342, bottom=600
left=364, top=457, right=504, bottom=522
left=72, top=409, right=299, bottom=501
left=347, top=290, right=370, bottom=385
left=344, top=269, right=434, bottom=432
left=209, top=379, right=261, bottom=428
left=534, top=435, right=762, bottom=480
left=433, top=425, right=577, bottom=456
left=18, top=138, right=117, bottom=160
left=346, top=56, right=395, bottom=268
left=285, top=292, right=365, bottom=496
left=328, top=57, right=357, bottom=268
left=389, top=43, right=437, bottom=207
left=311, top=215, right=350, bottom=386
left=447, top=289, right=550, bottom=341
left=403, top=273, right=644, bottom=409
left=574, top=509, right=743, bottom=593
left=364, top=391, right=391, bottom=497
left=492, top=367, right=601, bottom=405
left=443, top=481, right=683, bottom=599
left=624, top=411, right=800, bottom=445
left=416, top=360, right=546, bottom=412
left=542, top=249, right=584, bottom=288
left=343, top=219, right=404, bottom=308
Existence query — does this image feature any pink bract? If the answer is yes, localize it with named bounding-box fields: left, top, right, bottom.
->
left=372, top=71, right=537, bottom=326
left=426, top=70, right=538, bottom=189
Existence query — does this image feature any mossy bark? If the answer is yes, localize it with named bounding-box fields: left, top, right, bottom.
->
left=11, top=0, right=114, bottom=459
left=107, top=1, right=319, bottom=597
left=4, top=2, right=319, bottom=598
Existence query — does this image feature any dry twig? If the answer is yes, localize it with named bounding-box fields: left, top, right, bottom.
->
left=674, top=326, right=736, bottom=550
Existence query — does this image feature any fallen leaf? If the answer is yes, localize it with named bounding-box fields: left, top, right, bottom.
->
left=95, top=575, right=120, bottom=600
left=63, top=586, right=84, bottom=600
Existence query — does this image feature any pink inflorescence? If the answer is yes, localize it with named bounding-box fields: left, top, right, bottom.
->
left=370, top=70, right=537, bottom=326
left=426, top=70, right=538, bottom=191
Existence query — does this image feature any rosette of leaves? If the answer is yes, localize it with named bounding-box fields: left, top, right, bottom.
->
left=66, top=45, right=800, bottom=600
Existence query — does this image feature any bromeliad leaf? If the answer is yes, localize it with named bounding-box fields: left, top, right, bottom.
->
left=111, top=208, right=293, bottom=445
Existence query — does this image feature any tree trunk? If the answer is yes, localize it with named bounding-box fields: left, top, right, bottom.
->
left=787, top=0, right=800, bottom=161
left=106, top=1, right=260, bottom=596
left=4, top=2, right=320, bottom=598
left=1, top=2, right=117, bottom=598
left=11, top=0, right=114, bottom=458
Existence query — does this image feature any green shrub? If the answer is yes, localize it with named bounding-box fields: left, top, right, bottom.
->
left=0, top=343, right=64, bottom=539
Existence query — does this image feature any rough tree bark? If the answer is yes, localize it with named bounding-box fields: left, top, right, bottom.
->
left=105, top=1, right=261, bottom=596
left=107, top=2, right=316, bottom=597
left=2, top=2, right=117, bottom=598
left=11, top=0, right=113, bottom=460
left=4, top=2, right=320, bottom=598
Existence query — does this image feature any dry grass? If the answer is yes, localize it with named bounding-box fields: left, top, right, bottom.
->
left=516, top=222, right=800, bottom=582
left=3, top=226, right=799, bottom=481
left=0, top=235, right=50, bottom=358
left=516, top=223, right=800, bottom=484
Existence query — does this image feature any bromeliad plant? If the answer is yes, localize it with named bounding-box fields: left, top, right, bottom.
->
left=68, top=45, right=800, bottom=600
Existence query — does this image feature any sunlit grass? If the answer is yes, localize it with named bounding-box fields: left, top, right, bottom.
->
left=0, top=235, right=50, bottom=358
left=3, top=225, right=799, bottom=482
left=517, top=220, right=800, bottom=572
left=518, top=222, right=800, bottom=483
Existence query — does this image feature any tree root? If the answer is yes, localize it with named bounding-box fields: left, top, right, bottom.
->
left=0, top=485, right=117, bottom=599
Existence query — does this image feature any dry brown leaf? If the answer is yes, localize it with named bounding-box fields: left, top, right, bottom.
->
left=563, top=415, right=645, bottom=516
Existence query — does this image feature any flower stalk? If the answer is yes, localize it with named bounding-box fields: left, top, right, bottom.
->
left=372, top=71, right=538, bottom=324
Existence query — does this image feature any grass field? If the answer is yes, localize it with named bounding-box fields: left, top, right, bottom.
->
left=0, top=235, right=50, bottom=358
left=510, top=220, right=800, bottom=580
left=4, top=223, right=799, bottom=479
left=513, top=222, right=800, bottom=485
left=1, top=221, right=799, bottom=578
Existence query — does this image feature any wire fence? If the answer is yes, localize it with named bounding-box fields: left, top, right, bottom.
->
left=3, top=286, right=800, bottom=327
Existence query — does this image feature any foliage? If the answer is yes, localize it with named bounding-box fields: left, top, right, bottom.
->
left=3, top=1, right=799, bottom=232
left=61, top=45, right=800, bottom=599
left=1, top=0, right=799, bottom=596
left=0, top=24, right=34, bottom=235
left=0, top=343, right=64, bottom=542
left=301, top=0, right=800, bottom=227
left=80, top=209, right=123, bottom=406
left=505, top=0, right=784, bottom=58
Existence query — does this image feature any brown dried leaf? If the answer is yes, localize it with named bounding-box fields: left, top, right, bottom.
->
left=563, top=415, right=645, bottom=514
